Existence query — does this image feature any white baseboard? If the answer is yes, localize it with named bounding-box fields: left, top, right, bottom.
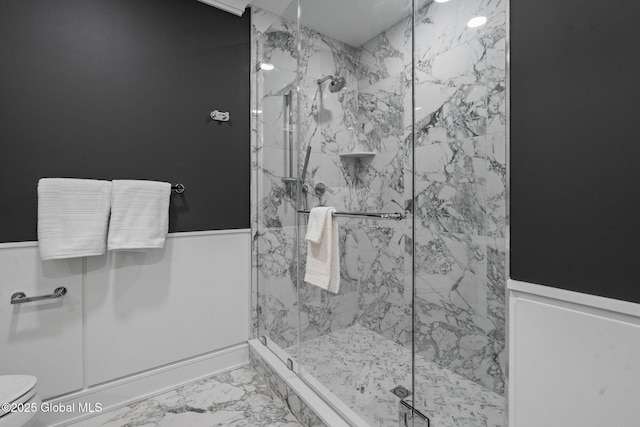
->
left=37, top=343, right=249, bottom=427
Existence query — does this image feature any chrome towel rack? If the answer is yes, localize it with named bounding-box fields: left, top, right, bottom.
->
left=171, top=183, right=185, bottom=194
left=11, top=287, right=67, bottom=304
left=297, top=210, right=405, bottom=221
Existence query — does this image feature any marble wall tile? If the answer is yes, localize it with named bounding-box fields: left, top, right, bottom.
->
left=261, top=16, right=298, bottom=73
left=358, top=75, right=405, bottom=152
left=485, top=237, right=506, bottom=394
left=255, top=224, right=298, bottom=349
left=354, top=220, right=409, bottom=345
left=486, top=132, right=506, bottom=238
left=482, top=35, right=506, bottom=136
left=409, top=0, right=506, bottom=395
left=300, top=73, right=360, bottom=156
left=254, top=8, right=367, bottom=355
left=414, top=137, right=487, bottom=235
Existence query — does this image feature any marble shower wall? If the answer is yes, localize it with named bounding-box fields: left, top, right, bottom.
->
left=411, top=0, right=506, bottom=394
left=352, top=11, right=413, bottom=348
left=252, top=7, right=364, bottom=350
left=252, top=0, right=506, bottom=395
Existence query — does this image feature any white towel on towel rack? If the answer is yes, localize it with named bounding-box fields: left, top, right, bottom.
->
left=107, top=180, right=171, bottom=250
left=304, top=207, right=340, bottom=294
left=37, top=178, right=112, bottom=260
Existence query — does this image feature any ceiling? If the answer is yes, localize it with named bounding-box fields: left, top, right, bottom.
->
left=250, top=0, right=414, bottom=47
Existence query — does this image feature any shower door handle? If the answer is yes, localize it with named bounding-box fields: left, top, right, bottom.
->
left=398, top=400, right=430, bottom=427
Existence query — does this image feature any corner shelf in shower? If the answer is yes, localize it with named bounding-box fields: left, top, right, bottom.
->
left=338, top=152, right=376, bottom=159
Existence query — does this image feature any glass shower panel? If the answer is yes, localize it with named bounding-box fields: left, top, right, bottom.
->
left=411, top=0, right=507, bottom=425
left=293, top=0, right=415, bottom=425
left=253, top=1, right=302, bottom=363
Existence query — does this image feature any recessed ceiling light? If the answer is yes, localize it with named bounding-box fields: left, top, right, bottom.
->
left=258, top=62, right=274, bottom=71
left=467, top=16, right=487, bottom=28
left=434, top=0, right=451, bottom=3
left=252, top=110, right=263, bottom=114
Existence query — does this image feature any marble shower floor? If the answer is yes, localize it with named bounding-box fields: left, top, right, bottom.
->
left=69, top=365, right=302, bottom=427
left=289, top=324, right=505, bottom=427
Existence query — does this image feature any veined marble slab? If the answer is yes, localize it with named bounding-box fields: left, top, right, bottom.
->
left=289, top=324, right=505, bottom=427
left=68, top=365, right=302, bottom=427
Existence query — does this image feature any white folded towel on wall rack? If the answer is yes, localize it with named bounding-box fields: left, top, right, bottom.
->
left=37, top=178, right=112, bottom=260
left=304, top=207, right=340, bottom=294
left=107, top=180, right=171, bottom=250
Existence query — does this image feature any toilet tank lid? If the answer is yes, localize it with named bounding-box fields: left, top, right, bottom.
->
left=0, top=375, right=37, bottom=407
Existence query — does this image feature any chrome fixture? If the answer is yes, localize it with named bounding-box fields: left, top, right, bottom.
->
left=301, top=145, right=312, bottom=185
left=210, top=110, right=230, bottom=122
left=300, top=145, right=313, bottom=210
left=391, top=385, right=412, bottom=399
left=281, top=90, right=301, bottom=198
left=171, top=183, right=185, bottom=194
left=398, top=400, right=430, bottom=427
left=313, top=182, right=326, bottom=196
left=11, top=287, right=67, bottom=304
left=317, top=75, right=346, bottom=92
left=297, top=210, right=405, bottom=221
left=256, top=62, right=275, bottom=71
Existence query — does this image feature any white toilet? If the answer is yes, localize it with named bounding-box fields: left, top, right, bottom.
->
left=0, top=376, right=40, bottom=427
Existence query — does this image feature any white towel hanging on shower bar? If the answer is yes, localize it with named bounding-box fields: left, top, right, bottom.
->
left=304, top=207, right=340, bottom=294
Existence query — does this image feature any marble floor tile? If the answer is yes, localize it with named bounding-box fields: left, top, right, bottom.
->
left=289, top=324, right=505, bottom=427
left=69, top=365, right=302, bottom=427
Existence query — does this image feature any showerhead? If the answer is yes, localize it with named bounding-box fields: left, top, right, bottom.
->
left=317, top=75, right=346, bottom=93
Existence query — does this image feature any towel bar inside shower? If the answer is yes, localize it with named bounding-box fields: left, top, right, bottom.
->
left=297, top=210, right=405, bottom=221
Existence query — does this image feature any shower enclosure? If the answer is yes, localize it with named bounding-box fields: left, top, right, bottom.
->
left=252, top=0, right=506, bottom=425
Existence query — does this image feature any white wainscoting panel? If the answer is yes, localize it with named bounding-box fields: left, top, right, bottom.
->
left=509, top=280, right=640, bottom=427
left=0, top=245, right=84, bottom=398
left=84, top=231, right=250, bottom=386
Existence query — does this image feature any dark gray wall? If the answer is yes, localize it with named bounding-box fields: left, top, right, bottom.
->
left=510, top=0, right=640, bottom=303
left=0, top=0, right=250, bottom=243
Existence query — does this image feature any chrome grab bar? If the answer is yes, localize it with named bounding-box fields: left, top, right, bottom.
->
left=10, top=287, right=67, bottom=304
left=297, top=210, right=405, bottom=221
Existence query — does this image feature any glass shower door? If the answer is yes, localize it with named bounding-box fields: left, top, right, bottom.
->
left=410, top=0, right=508, bottom=425
left=253, top=0, right=302, bottom=364
left=293, top=0, right=416, bottom=425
